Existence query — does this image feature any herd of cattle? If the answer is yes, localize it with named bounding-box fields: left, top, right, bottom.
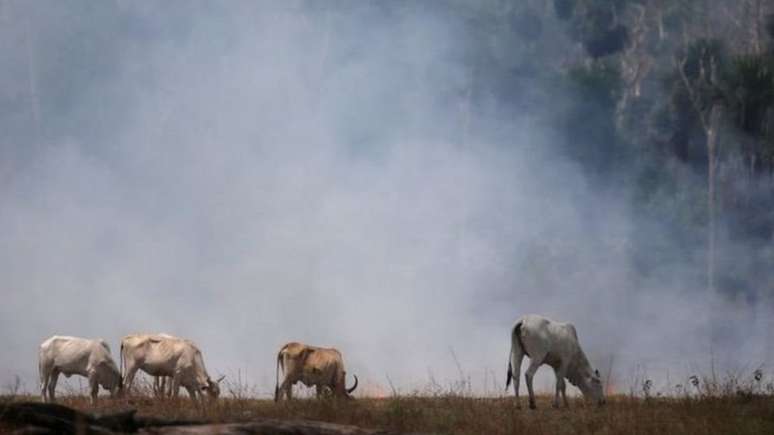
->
left=37, top=314, right=605, bottom=409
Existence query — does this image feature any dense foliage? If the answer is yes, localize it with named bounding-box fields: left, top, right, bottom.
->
left=439, top=0, right=774, bottom=313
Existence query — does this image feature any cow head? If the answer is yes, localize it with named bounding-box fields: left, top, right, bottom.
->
left=330, top=370, right=358, bottom=399
left=579, top=369, right=605, bottom=406
left=98, top=362, right=122, bottom=397
left=202, top=375, right=225, bottom=400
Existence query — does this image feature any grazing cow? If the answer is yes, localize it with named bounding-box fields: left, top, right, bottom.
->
left=149, top=334, right=177, bottom=398
left=153, top=375, right=172, bottom=398
left=38, top=335, right=122, bottom=405
left=120, top=334, right=223, bottom=403
left=274, top=342, right=358, bottom=401
left=505, top=314, right=605, bottom=409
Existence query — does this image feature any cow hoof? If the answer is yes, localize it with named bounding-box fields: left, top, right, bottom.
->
left=529, top=402, right=537, bottom=410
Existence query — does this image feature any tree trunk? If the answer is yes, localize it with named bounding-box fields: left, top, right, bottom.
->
left=706, top=104, right=722, bottom=297
left=753, top=0, right=762, bottom=55
left=653, top=0, right=665, bottom=42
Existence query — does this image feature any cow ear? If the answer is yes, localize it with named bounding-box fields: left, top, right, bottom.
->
left=216, top=375, right=225, bottom=383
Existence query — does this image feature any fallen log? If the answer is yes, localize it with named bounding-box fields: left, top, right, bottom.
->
left=138, top=418, right=395, bottom=435
left=0, top=401, right=137, bottom=434
left=0, top=402, right=423, bottom=435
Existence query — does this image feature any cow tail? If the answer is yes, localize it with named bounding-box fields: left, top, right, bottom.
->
left=120, top=341, right=125, bottom=383
left=274, top=348, right=284, bottom=401
left=38, top=355, right=45, bottom=393
left=506, top=320, right=527, bottom=390
left=506, top=360, right=513, bottom=390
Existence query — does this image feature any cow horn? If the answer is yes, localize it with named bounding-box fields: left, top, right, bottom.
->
left=216, top=375, right=226, bottom=383
left=346, top=374, right=358, bottom=395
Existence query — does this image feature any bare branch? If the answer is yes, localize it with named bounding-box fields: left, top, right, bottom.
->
left=675, top=55, right=710, bottom=132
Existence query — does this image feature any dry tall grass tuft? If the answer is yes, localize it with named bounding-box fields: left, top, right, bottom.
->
left=4, top=393, right=774, bottom=434
left=3, top=372, right=774, bottom=434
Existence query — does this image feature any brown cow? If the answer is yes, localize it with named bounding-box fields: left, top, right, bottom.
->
left=274, top=342, right=358, bottom=401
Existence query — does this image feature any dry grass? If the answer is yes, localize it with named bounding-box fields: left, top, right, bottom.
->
left=4, top=372, right=774, bottom=434
left=3, top=391, right=774, bottom=434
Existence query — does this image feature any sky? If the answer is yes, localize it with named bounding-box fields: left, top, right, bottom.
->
left=0, top=1, right=771, bottom=398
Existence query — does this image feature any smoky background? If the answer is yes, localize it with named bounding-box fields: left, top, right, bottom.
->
left=0, top=1, right=771, bottom=398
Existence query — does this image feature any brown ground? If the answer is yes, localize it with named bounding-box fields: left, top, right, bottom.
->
left=3, top=392, right=774, bottom=435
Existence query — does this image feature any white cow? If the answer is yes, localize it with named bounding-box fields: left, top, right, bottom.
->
left=120, top=333, right=223, bottom=403
left=153, top=374, right=173, bottom=398
left=148, top=333, right=207, bottom=399
left=506, top=314, right=605, bottom=409
left=38, top=335, right=122, bottom=405
left=149, top=333, right=177, bottom=398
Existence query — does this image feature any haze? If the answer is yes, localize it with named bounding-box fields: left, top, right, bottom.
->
left=1, top=1, right=770, bottom=397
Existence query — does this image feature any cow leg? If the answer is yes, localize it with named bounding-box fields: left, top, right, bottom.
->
left=40, top=376, right=48, bottom=402
left=171, top=375, right=181, bottom=399
left=275, top=382, right=285, bottom=401
left=40, top=370, right=50, bottom=403
left=184, top=385, right=204, bottom=409
left=184, top=385, right=197, bottom=400
left=510, top=348, right=525, bottom=408
left=47, top=370, right=59, bottom=402
left=524, top=355, right=545, bottom=410
left=39, top=359, right=50, bottom=403
left=560, top=378, right=569, bottom=408
left=316, top=378, right=336, bottom=399
left=122, top=364, right=140, bottom=395
left=278, top=379, right=293, bottom=400
left=161, top=377, right=170, bottom=397
left=551, top=370, right=562, bottom=408
left=553, top=362, right=569, bottom=408
left=89, top=373, right=100, bottom=406
left=153, top=376, right=168, bottom=398
left=153, top=376, right=163, bottom=397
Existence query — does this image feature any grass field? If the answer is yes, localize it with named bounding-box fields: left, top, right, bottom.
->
left=3, top=390, right=774, bottom=434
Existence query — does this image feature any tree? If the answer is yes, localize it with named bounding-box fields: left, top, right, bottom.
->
left=724, top=55, right=774, bottom=177
left=675, top=39, right=725, bottom=297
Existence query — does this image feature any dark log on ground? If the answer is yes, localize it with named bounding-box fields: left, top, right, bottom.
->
left=0, top=402, right=138, bottom=434
left=0, top=402, right=424, bottom=435
left=138, top=419, right=399, bottom=435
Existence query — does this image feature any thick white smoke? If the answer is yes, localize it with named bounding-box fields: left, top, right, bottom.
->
left=0, top=1, right=770, bottom=398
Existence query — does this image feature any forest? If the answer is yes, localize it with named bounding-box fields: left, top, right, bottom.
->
left=2, top=1, right=774, bottom=434
left=438, top=0, right=774, bottom=347
left=1, top=0, right=772, bottom=386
